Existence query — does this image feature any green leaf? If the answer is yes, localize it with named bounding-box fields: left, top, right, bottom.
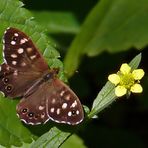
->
left=64, top=0, right=148, bottom=77
left=32, top=11, right=80, bottom=34
left=0, top=141, right=35, bottom=148
left=88, top=81, right=116, bottom=118
left=61, top=134, right=86, bottom=148
left=31, top=127, right=71, bottom=148
left=129, top=53, right=142, bottom=70
left=89, top=53, right=142, bottom=118
left=0, top=0, right=32, bottom=24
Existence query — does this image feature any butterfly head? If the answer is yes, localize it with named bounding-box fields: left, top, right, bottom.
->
left=43, top=68, right=59, bottom=81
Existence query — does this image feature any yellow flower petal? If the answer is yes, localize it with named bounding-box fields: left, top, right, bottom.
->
left=130, top=84, right=143, bottom=93
left=115, top=85, right=127, bottom=97
left=132, top=69, right=145, bottom=80
left=120, top=63, right=131, bottom=74
left=108, top=74, right=120, bottom=85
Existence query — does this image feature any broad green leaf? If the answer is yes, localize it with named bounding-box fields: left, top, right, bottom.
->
left=32, top=11, right=80, bottom=34
left=89, top=53, right=142, bottom=118
left=0, top=141, right=35, bottom=148
left=129, top=53, right=142, bottom=70
left=31, top=127, right=71, bottom=148
left=61, top=134, right=86, bottom=148
left=64, top=0, right=148, bottom=77
left=88, top=81, right=116, bottom=118
left=0, top=0, right=32, bottom=24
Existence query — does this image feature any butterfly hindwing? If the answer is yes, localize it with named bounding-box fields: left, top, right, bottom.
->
left=16, top=78, right=84, bottom=125
left=16, top=82, right=49, bottom=125
left=47, top=79, right=84, bottom=125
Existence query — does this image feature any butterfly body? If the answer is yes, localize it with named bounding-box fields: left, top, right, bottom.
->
left=0, top=27, right=84, bottom=125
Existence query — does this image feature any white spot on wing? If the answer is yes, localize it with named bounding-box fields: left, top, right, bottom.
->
left=60, top=90, right=65, bottom=96
left=14, top=33, right=18, bottom=36
left=52, top=98, right=56, bottom=104
left=20, top=38, right=28, bottom=44
left=62, top=103, right=67, bottom=109
left=11, top=54, right=17, bottom=58
left=21, top=62, right=26, bottom=66
left=39, top=106, right=44, bottom=110
left=17, top=48, right=24, bottom=54
left=68, top=111, right=72, bottom=116
left=76, top=110, right=79, bottom=115
left=12, top=61, right=17, bottom=65
left=50, top=108, right=54, bottom=113
left=11, top=41, right=16, bottom=45
left=56, top=108, right=60, bottom=115
left=71, top=100, right=77, bottom=108
left=30, top=55, right=36, bottom=60
left=65, top=94, right=70, bottom=100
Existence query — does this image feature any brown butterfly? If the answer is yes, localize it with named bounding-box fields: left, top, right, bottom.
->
left=0, top=27, right=84, bottom=125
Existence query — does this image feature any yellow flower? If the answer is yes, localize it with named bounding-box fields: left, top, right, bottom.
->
left=108, top=63, right=145, bottom=97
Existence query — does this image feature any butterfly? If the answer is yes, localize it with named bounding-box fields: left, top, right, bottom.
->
left=0, top=27, right=84, bottom=125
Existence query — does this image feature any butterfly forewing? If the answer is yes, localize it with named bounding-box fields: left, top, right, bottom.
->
left=3, top=27, right=48, bottom=71
left=1, top=27, right=84, bottom=125
left=0, top=27, right=48, bottom=97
